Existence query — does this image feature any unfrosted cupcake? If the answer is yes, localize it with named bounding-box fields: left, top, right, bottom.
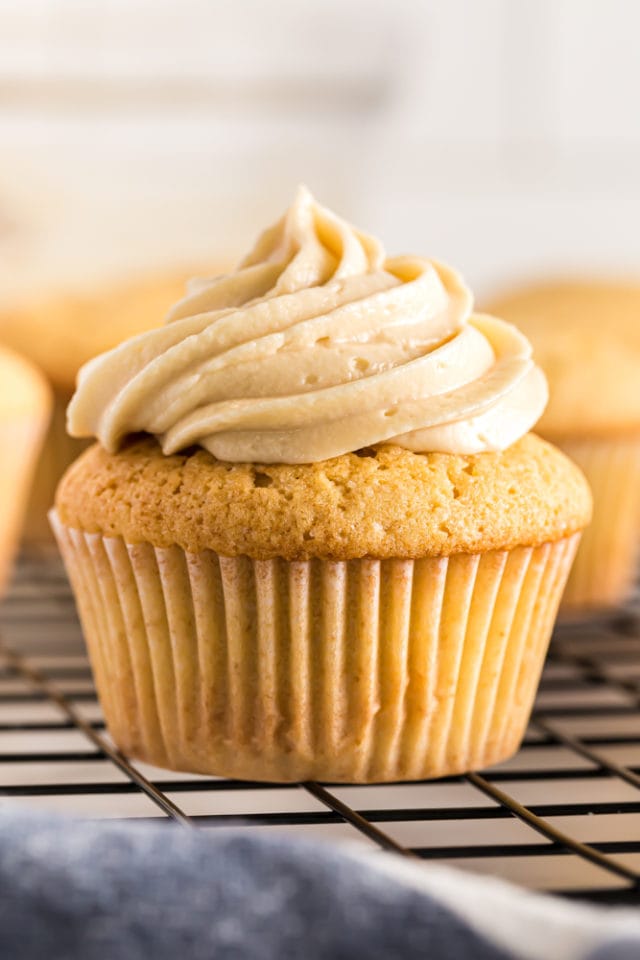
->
left=0, top=345, right=51, bottom=592
left=485, top=280, right=640, bottom=613
left=0, top=271, right=199, bottom=541
left=51, top=188, right=591, bottom=783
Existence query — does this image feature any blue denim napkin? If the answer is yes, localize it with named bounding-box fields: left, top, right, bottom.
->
left=0, top=807, right=638, bottom=959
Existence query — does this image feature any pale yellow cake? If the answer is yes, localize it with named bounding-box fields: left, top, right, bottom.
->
left=57, top=434, right=589, bottom=560
left=486, top=280, right=640, bottom=611
left=52, top=433, right=590, bottom=782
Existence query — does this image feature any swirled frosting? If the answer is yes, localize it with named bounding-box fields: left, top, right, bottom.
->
left=68, top=186, right=547, bottom=463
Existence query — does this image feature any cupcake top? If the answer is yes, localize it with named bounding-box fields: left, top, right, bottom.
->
left=484, top=280, right=640, bottom=439
left=55, top=434, right=590, bottom=559
left=0, top=271, right=198, bottom=393
left=68, top=187, right=548, bottom=463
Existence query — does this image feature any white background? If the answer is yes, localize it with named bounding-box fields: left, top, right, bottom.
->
left=0, top=0, right=638, bottom=303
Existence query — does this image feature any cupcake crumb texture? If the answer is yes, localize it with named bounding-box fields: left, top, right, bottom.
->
left=55, top=434, right=591, bottom=561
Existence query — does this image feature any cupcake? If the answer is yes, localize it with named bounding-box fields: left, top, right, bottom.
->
left=0, top=345, right=51, bottom=592
left=0, top=271, right=200, bottom=541
left=485, top=280, right=640, bottom=613
left=51, top=188, right=591, bottom=783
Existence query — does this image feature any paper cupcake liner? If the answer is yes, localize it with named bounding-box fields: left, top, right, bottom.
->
left=557, top=436, right=640, bottom=612
left=50, top=512, right=578, bottom=783
left=22, top=390, right=90, bottom=542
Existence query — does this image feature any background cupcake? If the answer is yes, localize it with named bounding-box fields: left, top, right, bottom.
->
left=52, top=190, right=591, bottom=783
left=0, top=345, right=51, bottom=592
left=485, top=280, right=640, bottom=613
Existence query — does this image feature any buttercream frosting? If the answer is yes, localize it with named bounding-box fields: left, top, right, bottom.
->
left=67, top=186, right=547, bottom=463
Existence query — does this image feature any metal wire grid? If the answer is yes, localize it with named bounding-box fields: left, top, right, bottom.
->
left=1, top=551, right=640, bottom=903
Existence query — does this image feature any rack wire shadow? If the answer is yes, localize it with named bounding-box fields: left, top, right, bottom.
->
left=1, top=550, right=639, bottom=903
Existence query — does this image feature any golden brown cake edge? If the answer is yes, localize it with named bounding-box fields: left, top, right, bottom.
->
left=54, top=433, right=591, bottom=560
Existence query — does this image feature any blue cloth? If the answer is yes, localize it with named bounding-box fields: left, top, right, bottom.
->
left=0, top=808, right=638, bottom=959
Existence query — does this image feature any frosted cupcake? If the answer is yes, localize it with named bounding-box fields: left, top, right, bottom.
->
left=0, top=345, right=51, bottom=592
left=1, top=271, right=197, bottom=541
left=485, top=280, right=640, bottom=613
left=51, top=188, right=590, bottom=782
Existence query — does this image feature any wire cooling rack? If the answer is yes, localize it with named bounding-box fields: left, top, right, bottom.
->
left=1, top=550, right=639, bottom=903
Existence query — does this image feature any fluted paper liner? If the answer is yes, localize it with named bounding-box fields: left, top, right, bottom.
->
left=558, top=436, right=640, bottom=613
left=50, top=512, right=578, bottom=783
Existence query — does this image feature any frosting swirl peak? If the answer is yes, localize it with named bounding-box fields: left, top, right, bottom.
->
left=68, top=186, right=547, bottom=462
